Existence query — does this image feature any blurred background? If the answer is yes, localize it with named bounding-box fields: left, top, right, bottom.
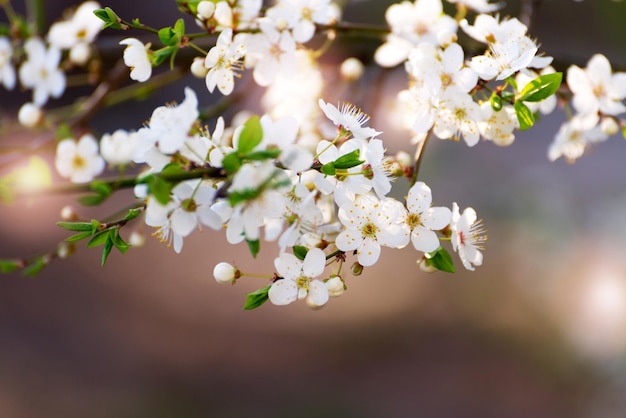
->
left=2, top=0, right=626, bottom=417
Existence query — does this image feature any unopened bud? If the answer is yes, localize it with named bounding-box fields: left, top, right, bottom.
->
left=190, top=57, right=209, bottom=78
left=69, top=43, right=91, bottom=66
left=60, top=205, right=78, bottom=221
left=213, top=262, right=239, bottom=284
left=129, top=230, right=146, bottom=247
left=18, top=103, right=42, bottom=128
left=325, top=275, right=345, bottom=297
left=419, top=258, right=437, bottom=273
left=197, top=1, right=216, bottom=20
left=395, top=150, right=412, bottom=169
left=340, top=57, right=364, bottom=82
left=57, top=243, right=75, bottom=259
left=600, top=117, right=619, bottom=136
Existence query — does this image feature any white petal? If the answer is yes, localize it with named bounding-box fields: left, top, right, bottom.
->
left=307, top=280, right=330, bottom=307
left=357, top=238, right=381, bottom=267
left=268, top=279, right=298, bottom=305
left=302, top=248, right=326, bottom=278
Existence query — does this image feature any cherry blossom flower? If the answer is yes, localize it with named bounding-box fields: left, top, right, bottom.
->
left=267, top=0, right=337, bottom=43
left=119, top=38, right=152, bottom=82
left=567, top=54, right=626, bottom=119
left=18, top=38, right=65, bottom=106
left=47, top=1, right=102, bottom=65
left=432, top=88, right=483, bottom=146
left=55, top=134, right=105, bottom=183
left=268, top=247, right=328, bottom=306
left=478, top=102, right=519, bottom=146
left=451, top=202, right=487, bottom=271
left=204, top=28, right=246, bottom=95
left=374, top=0, right=458, bottom=68
left=246, top=18, right=297, bottom=86
left=100, top=129, right=139, bottom=166
left=169, top=180, right=223, bottom=238
left=548, top=118, right=608, bottom=163
left=0, top=37, right=16, bottom=90
left=403, top=182, right=451, bottom=253
left=447, top=0, right=502, bottom=13
left=336, top=194, right=408, bottom=267
left=318, top=99, right=381, bottom=140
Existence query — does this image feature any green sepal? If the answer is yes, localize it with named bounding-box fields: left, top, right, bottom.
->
left=236, top=116, right=263, bottom=155
left=518, top=72, right=562, bottom=103
left=514, top=100, right=535, bottom=131
left=293, top=245, right=308, bottom=261
left=57, top=221, right=93, bottom=232
left=0, top=259, right=22, bottom=273
left=243, top=285, right=271, bottom=310
left=91, top=219, right=102, bottom=234
left=93, top=7, right=123, bottom=30
left=425, top=247, right=455, bottom=273
left=222, top=152, right=242, bottom=175
left=246, top=239, right=260, bottom=258
left=333, top=149, right=363, bottom=169
left=173, top=18, right=185, bottom=38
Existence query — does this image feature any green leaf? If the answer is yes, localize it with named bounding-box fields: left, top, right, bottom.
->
left=147, top=175, right=172, bottom=205
left=90, top=219, right=102, bottom=234
left=90, top=180, right=112, bottom=196
left=173, top=18, right=185, bottom=37
left=78, top=193, right=108, bottom=206
left=158, top=26, right=178, bottom=46
left=123, top=208, right=143, bottom=222
left=222, top=152, right=242, bottom=175
left=246, top=239, right=260, bottom=258
left=333, top=149, right=363, bottom=169
left=490, top=92, right=502, bottom=111
left=518, top=72, right=563, bottom=103
left=514, top=101, right=535, bottom=131
left=110, top=229, right=129, bottom=254
left=101, top=237, right=114, bottom=267
left=22, top=258, right=47, bottom=277
left=66, top=231, right=93, bottom=243
left=0, top=259, right=23, bottom=273
left=246, top=149, right=282, bottom=161
left=243, top=285, right=271, bottom=310
left=55, top=124, right=73, bottom=141
left=237, top=116, right=263, bottom=155
left=87, top=230, right=111, bottom=248
left=56, top=221, right=93, bottom=232
left=293, top=246, right=308, bottom=261
left=93, top=7, right=122, bottom=30
left=152, top=47, right=173, bottom=66
left=320, top=162, right=336, bottom=176
left=425, top=247, right=455, bottom=273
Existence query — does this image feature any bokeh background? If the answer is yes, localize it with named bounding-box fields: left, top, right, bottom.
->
left=2, top=0, right=626, bottom=417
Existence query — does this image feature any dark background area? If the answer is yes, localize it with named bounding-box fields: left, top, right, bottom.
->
left=2, top=1, right=626, bottom=417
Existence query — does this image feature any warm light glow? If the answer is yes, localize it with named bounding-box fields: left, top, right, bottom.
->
left=11, top=156, right=52, bottom=193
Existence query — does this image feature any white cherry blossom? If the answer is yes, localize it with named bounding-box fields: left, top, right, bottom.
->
left=47, top=1, right=102, bottom=64
left=269, top=248, right=328, bottom=307
left=100, top=129, right=139, bottom=166
left=19, top=38, right=65, bottom=106
left=318, top=99, right=381, bottom=140
left=432, top=88, right=483, bottom=146
left=204, top=28, right=246, bottom=95
left=403, top=182, right=451, bottom=253
left=451, top=202, right=487, bottom=271
left=0, top=37, right=16, bottom=90
left=447, top=0, right=502, bottom=13
left=55, top=134, right=105, bottom=183
left=548, top=118, right=608, bottom=163
left=119, top=38, right=152, bottom=82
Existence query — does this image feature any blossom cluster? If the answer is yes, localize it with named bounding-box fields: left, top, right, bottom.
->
left=1, top=0, right=624, bottom=309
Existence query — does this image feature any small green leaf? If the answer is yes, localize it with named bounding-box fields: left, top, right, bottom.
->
left=57, top=221, right=93, bottom=232
left=0, top=259, right=23, bottom=273
left=123, top=208, right=143, bottom=221
left=66, top=231, right=93, bottom=243
left=243, top=285, right=271, bottom=310
left=110, top=229, right=129, bottom=254
left=93, top=7, right=122, bottom=30
left=147, top=175, right=172, bottom=205
left=78, top=193, right=108, bottom=206
left=222, top=152, right=242, bottom=175
left=293, top=246, right=308, bottom=261
left=173, top=18, right=185, bottom=37
left=320, top=162, right=336, bottom=176
left=246, top=149, right=282, bottom=161
left=55, top=124, right=73, bottom=141
left=246, top=239, right=260, bottom=258
left=514, top=100, right=535, bottom=130
left=518, top=72, right=563, bottom=103
left=158, top=26, right=178, bottom=46
left=87, top=230, right=111, bottom=248
left=152, top=47, right=173, bottom=66
left=90, top=180, right=112, bottom=196
left=237, top=116, right=263, bottom=154
left=101, top=237, right=114, bottom=267
left=490, top=92, right=502, bottom=111
left=90, top=219, right=101, bottom=234
left=22, top=258, right=47, bottom=276
left=425, top=247, right=455, bottom=273
left=333, top=149, right=363, bottom=169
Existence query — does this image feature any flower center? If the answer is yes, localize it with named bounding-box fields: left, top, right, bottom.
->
left=360, top=222, right=379, bottom=238
left=296, top=276, right=310, bottom=291
left=406, top=212, right=422, bottom=230
left=181, top=198, right=197, bottom=212
left=72, top=155, right=86, bottom=170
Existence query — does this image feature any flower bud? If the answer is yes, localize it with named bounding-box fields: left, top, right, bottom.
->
left=340, top=57, right=364, bottom=82
left=197, top=1, right=216, bottom=20
left=419, top=258, right=437, bottom=273
left=600, top=117, right=619, bottom=136
left=351, top=262, right=364, bottom=276
left=57, top=243, right=75, bottom=259
left=129, top=230, right=146, bottom=247
left=213, top=262, right=239, bottom=284
left=18, top=103, right=42, bottom=128
left=70, top=43, right=91, bottom=66
left=60, top=205, right=78, bottom=221
left=325, top=275, right=345, bottom=297
left=191, top=57, right=209, bottom=78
